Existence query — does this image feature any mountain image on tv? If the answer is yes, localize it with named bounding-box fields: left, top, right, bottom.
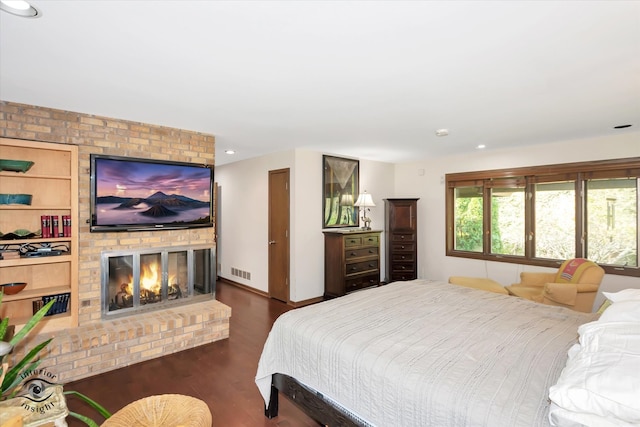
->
left=97, top=192, right=209, bottom=218
left=96, top=191, right=209, bottom=217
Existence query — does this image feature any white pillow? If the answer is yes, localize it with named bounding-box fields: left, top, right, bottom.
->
left=599, top=300, right=640, bottom=323
left=603, top=289, right=640, bottom=303
left=549, top=321, right=640, bottom=426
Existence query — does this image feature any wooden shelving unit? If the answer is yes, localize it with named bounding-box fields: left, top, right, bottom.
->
left=0, top=138, right=78, bottom=332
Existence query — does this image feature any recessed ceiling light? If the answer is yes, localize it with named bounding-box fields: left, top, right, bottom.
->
left=613, top=124, right=632, bottom=129
left=0, top=0, right=41, bottom=18
left=435, top=129, right=449, bottom=137
left=224, top=150, right=235, bottom=155
left=476, top=144, right=486, bottom=149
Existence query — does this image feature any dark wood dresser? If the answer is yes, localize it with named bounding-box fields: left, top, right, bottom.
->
left=385, top=198, right=419, bottom=282
left=323, top=230, right=381, bottom=298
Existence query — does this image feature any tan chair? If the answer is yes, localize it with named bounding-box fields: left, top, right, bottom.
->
left=505, top=258, right=604, bottom=313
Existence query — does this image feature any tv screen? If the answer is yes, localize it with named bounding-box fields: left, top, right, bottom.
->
left=90, top=155, right=214, bottom=232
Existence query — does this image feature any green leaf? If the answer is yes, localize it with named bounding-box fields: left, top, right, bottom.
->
left=67, top=411, right=100, bottom=427
left=0, top=317, right=8, bottom=341
left=64, top=390, right=112, bottom=419
left=2, top=338, right=52, bottom=393
left=9, top=298, right=56, bottom=346
left=3, top=360, right=42, bottom=399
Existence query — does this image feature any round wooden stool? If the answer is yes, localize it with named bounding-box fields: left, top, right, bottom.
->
left=101, top=394, right=212, bottom=427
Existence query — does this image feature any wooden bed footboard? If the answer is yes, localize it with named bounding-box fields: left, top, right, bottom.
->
left=265, top=373, right=365, bottom=426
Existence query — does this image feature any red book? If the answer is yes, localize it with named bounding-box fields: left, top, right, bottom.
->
left=51, top=215, right=60, bottom=238
left=41, top=215, right=51, bottom=238
left=63, top=215, right=71, bottom=237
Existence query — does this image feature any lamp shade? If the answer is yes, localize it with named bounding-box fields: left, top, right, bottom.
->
left=354, top=192, right=375, bottom=207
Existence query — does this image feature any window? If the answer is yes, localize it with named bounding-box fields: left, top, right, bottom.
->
left=445, top=158, right=640, bottom=277
left=586, top=177, right=637, bottom=267
left=489, top=179, right=525, bottom=256
left=453, top=185, right=483, bottom=252
left=533, top=179, right=576, bottom=260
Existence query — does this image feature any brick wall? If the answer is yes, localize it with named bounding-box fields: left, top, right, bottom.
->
left=0, top=101, right=230, bottom=382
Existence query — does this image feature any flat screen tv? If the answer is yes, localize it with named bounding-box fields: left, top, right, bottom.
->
left=90, top=154, right=214, bottom=232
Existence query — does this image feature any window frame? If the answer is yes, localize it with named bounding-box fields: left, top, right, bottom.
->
left=445, top=157, right=640, bottom=277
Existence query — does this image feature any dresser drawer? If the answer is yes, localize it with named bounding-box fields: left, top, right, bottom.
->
left=390, top=233, right=415, bottom=242
left=344, top=236, right=364, bottom=247
left=390, top=242, right=415, bottom=252
left=391, top=261, right=414, bottom=273
left=391, top=252, right=415, bottom=262
left=346, top=259, right=379, bottom=275
left=345, top=246, right=379, bottom=260
left=389, top=271, right=417, bottom=282
left=344, top=233, right=379, bottom=248
left=361, top=234, right=380, bottom=246
left=345, top=273, right=380, bottom=292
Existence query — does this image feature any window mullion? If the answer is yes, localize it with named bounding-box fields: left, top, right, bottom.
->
left=525, top=179, right=534, bottom=259
left=483, top=183, right=491, bottom=255
left=576, top=174, right=585, bottom=258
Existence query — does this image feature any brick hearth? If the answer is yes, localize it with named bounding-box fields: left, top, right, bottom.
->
left=14, top=299, right=230, bottom=383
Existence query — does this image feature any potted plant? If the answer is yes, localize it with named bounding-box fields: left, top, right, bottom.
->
left=0, top=292, right=111, bottom=426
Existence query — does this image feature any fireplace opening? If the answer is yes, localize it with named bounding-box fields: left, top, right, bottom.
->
left=101, top=245, right=215, bottom=318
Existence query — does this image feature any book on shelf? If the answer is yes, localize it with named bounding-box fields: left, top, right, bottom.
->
left=40, top=215, right=51, bottom=238
left=51, top=215, right=60, bottom=238
left=42, top=292, right=70, bottom=316
left=62, top=215, right=71, bottom=237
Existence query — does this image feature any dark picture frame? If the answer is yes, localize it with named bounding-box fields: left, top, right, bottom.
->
left=323, top=155, right=359, bottom=228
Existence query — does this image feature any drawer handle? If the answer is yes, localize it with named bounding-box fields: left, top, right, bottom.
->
left=369, top=263, right=375, bottom=268
left=350, top=252, right=357, bottom=256
left=400, top=266, right=406, bottom=270
left=368, top=250, right=374, bottom=254
left=401, top=256, right=406, bottom=260
left=349, top=239, right=357, bottom=244
left=350, top=266, right=357, bottom=271
left=400, top=245, right=405, bottom=249
left=400, top=235, right=405, bottom=240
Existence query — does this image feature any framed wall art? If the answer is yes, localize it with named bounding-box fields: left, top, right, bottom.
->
left=323, top=155, right=359, bottom=228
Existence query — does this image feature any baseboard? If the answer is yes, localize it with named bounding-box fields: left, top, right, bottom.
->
left=217, top=277, right=323, bottom=308
left=218, top=277, right=269, bottom=298
left=288, top=296, right=324, bottom=308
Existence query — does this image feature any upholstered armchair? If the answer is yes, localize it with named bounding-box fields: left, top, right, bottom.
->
left=505, top=258, right=605, bottom=313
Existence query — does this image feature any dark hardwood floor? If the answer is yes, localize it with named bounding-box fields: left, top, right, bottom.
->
left=65, top=280, right=319, bottom=426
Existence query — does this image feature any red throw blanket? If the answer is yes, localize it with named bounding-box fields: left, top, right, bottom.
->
left=556, top=258, right=593, bottom=283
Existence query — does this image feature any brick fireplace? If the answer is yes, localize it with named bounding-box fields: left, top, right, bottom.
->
left=0, top=101, right=230, bottom=383
left=101, top=245, right=215, bottom=318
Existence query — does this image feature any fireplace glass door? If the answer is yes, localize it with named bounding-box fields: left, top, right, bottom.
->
left=102, top=245, right=215, bottom=318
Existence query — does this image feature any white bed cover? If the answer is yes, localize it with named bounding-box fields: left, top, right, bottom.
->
left=256, top=280, right=596, bottom=427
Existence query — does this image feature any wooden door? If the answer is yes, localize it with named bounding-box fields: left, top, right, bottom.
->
left=268, top=169, right=290, bottom=302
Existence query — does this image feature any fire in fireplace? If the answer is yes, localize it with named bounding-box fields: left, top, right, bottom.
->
left=101, top=245, right=215, bottom=318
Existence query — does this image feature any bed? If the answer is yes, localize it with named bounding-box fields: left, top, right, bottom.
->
left=255, top=279, right=600, bottom=426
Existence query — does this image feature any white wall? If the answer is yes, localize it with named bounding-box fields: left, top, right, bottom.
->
left=216, top=148, right=394, bottom=302
left=395, top=131, right=640, bottom=310
left=215, top=150, right=294, bottom=293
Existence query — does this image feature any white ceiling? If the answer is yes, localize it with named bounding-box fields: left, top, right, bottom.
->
left=1, top=1, right=639, bottom=166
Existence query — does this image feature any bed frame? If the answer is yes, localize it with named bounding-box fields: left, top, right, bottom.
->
left=265, top=373, right=366, bottom=426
